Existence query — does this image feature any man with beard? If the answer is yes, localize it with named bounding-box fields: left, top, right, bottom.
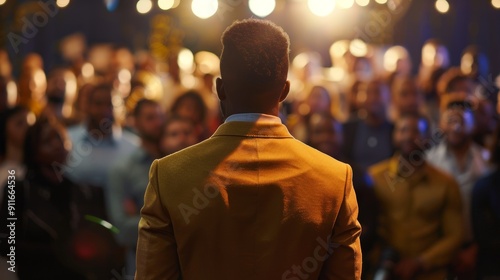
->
left=106, top=98, right=164, bottom=276
left=368, top=113, right=463, bottom=280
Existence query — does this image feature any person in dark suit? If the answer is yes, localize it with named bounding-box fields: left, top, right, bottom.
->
left=343, top=79, right=395, bottom=173
left=135, top=19, right=362, bottom=280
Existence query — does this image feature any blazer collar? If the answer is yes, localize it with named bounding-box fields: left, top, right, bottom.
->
left=211, top=121, right=294, bottom=139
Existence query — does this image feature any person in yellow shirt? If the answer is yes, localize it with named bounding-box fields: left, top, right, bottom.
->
left=369, top=113, right=463, bottom=280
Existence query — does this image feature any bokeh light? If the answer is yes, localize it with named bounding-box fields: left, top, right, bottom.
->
left=308, top=0, right=336, bottom=17
left=0, top=0, right=6, bottom=6
left=435, top=0, right=449, bottom=14
left=492, top=0, right=500, bottom=9
left=375, top=0, right=387, bottom=4
left=337, top=0, right=354, bottom=9
left=349, top=39, right=368, bottom=57
left=249, top=0, right=276, bottom=17
left=158, top=0, right=174, bottom=10
left=192, top=0, right=218, bottom=19
left=356, top=0, right=369, bottom=7
left=178, top=48, right=195, bottom=73
left=56, top=0, right=70, bottom=8
left=136, top=0, right=153, bottom=14
left=383, top=46, right=408, bottom=72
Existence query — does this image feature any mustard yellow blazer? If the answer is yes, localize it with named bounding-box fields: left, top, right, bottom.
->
left=136, top=121, right=362, bottom=280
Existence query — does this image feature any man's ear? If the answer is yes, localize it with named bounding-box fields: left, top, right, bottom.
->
left=216, top=77, right=226, bottom=101
left=279, top=80, right=290, bottom=102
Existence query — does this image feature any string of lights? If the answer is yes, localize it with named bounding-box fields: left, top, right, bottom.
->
left=1, top=0, right=499, bottom=17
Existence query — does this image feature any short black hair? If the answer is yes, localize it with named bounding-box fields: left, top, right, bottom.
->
left=170, top=90, right=207, bottom=123
left=220, top=18, right=290, bottom=93
left=133, top=98, right=159, bottom=117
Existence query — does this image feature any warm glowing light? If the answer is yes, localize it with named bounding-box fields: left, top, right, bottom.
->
left=349, top=39, right=368, bottom=57
left=308, top=0, right=336, bottom=17
left=81, top=63, right=94, bottom=79
left=356, top=0, right=369, bottom=7
left=330, top=41, right=349, bottom=59
left=56, top=0, right=70, bottom=8
left=383, top=46, right=408, bottom=72
left=375, top=0, right=387, bottom=4
left=158, top=0, right=174, bottom=10
left=249, top=0, right=276, bottom=17
left=27, top=112, right=36, bottom=126
left=137, top=0, right=152, bottom=14
left=178, top=48, right=195, bottom=73
left=118, top=69, right=131, bottom=84
left=0, top=0, right=6, bottom=5
left=293, top=53, right=311, bottom=69
left=461, top=53, right=474, bottom=75
left=191, top=0, right=218, bottom=19
left=435, top=0, right=449, bottom=14
left=337, top=0, right=354, bottom=9
left=422, top=44, right=437, bottom=67
left=325, top=67, right=346, bottom=82
left=492, top=0, right=500, bottom=9
left=195, top=51, right=220, bottom=74
left=6, top=81, right=17, bottom=106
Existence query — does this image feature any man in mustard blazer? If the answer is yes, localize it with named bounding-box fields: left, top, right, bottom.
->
left=135, top=19, right=362, bottom=280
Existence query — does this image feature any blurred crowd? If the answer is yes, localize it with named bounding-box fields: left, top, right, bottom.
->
left=1, top=37, right=500, bottom=280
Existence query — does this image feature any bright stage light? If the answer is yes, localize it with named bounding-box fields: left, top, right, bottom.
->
left=192, top=0, right=218, bottom=19
left=137, top=0, right=152, bottom=14
left=0, top=0, right=6, bottom=6
left=158, top=0, right=174, bottom=10
left=356, top=0, right=369, bottom=7
left=308, top=0, right=336, bottom=17
left=249, top=0, right=276, bottom=17
left=375, top=0, right=387, bottom=4
left=383, top=46, right=408, bottom=72
left=56, top=0, right=70, bottom=8
left=178, top=48, right=195, bottom=73
left=435, top=0, right=449, bottom=14
left=337, top=0, right=354, bottom=9
left=492, top=0, right=500, bottom=9
left=349, top=39, right=368, bottom=57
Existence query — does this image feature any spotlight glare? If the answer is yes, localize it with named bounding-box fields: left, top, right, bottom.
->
left=0, top=0, right=6, bottom=6
left=435, top=0, right=449, bottom=14
left=308, top=0, right=336, bottom=17
left=191, top=0, right=218, bottom=19
left=137, top=0, right=153, bottom=14
left=249, top=0, right=276, bottom=17
left=375, top=0, right=387, bottom=3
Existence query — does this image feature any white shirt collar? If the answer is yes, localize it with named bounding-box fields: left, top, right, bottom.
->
left=224, top=113, right=282, bottom=124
